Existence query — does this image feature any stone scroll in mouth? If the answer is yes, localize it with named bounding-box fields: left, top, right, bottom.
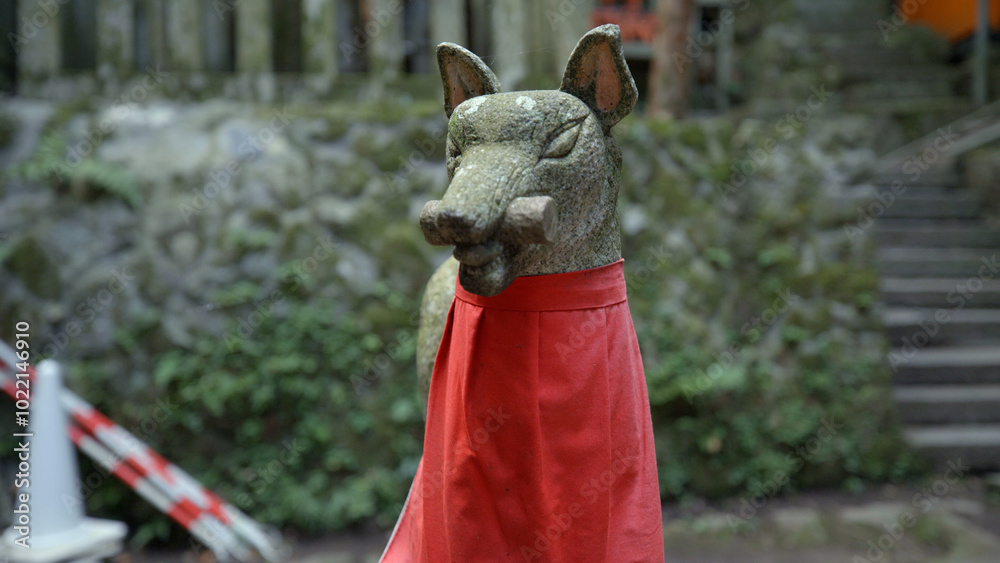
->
left=419, top=196, right=558, bottom=247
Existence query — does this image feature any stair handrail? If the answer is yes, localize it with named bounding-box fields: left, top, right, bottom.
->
left=874, top=100, right=1000, bottom=177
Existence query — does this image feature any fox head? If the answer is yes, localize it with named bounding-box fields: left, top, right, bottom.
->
left=423, top=24, right=638, bottom=297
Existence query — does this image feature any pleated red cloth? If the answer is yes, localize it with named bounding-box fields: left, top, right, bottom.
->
left=380, top=259, right=664, bottom=563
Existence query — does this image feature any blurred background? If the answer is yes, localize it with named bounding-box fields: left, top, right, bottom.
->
left=1, top=0, right=1000, bottom=561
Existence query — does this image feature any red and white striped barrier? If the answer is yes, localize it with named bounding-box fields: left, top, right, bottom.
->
left=0, top=340, right=284, bottom=562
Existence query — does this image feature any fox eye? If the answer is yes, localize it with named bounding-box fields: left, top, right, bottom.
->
left=447, top=136, right=462, bottom=159
left=447, top=136, right=463, bottom=170
left=541, top=119, right=584, bottom=160
left=445, top=136, right=466, bottom=179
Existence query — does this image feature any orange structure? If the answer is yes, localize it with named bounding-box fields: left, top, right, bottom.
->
left=591, top=0, right=658, bottom=44
left=902, top=0, right=1000, bottom=42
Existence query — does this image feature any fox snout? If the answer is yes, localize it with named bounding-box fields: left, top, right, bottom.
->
left=421, top=197, right=558, bottom=249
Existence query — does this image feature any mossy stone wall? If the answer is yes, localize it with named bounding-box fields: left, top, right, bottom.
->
left=0, top=98, right=916, bottom=540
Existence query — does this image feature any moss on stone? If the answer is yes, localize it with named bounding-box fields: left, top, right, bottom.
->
left=7, top=236, right=61, bottom=299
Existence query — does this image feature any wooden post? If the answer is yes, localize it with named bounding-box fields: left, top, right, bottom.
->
left=368, top=0, right=405, bottom=79
left=526, top=1, right=549, bottom=78
left=167, top=0, right=203, bottom=71
left=236, top=0, right=273, bottom=72
left=491, top=0, right=528, bottom=89
left=96, top=0, right=134, bottom=78
left=302, top=0, right=338, bottom=76
left=975, top=0, right=991, bottom=106
left=716, top=2, right=734, bottom=112
left=648, top=0, right=695, bottom=118
left=202, top=0, right=235, bottom=72
left=544, top=0, right=592, bottom=76
left=430, top=0, right=466, bottom=51
left=405, top=0, right=431, bottom=73
left=15, top=0, right=61, bottom=82
left=135, top=0, right=168, bottom=72
left=467, top=0, right=492, bottom=61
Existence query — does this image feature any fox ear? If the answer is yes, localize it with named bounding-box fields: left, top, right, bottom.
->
left=437, top=43, right=502, bottom=118
left=560, top=24, right=638, bottom=132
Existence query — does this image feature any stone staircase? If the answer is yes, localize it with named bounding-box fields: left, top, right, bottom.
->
left=873, top=171, right=1000, bottom=471
left=795, top=0, right=1000, bottom=471
left=794, top=0, right=977, bottom=119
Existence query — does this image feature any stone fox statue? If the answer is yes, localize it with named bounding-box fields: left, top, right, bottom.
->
left=380, top=25, right=664, bottom=563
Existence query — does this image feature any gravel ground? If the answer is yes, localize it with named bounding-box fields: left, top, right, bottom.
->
left=122, top=477, right=1000, bottom=563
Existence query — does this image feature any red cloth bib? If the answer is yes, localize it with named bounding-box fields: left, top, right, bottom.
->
left=380, top=260, right=664, bottom=562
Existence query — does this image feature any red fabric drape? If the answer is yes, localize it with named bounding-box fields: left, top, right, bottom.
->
left=381, top=260, right=663, bottom=563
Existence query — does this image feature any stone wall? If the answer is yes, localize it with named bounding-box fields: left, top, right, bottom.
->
left=0, top=97, right=913, bottom=531
left=0, top=98, right=446, bottom=357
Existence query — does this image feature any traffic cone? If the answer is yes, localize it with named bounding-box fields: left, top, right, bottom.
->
left=0, top=360, right=127, bottom=562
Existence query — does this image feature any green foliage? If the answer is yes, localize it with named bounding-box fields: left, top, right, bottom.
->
left=619, top=116, right=917, bottom=501
left=24, top=108, right=916, bottom=545
left=8, top=133, right=140, bottom=208
left=884, top=24, right=951, bottom=65
left=988, top=479, right=1000, bottom=507
left=71, top=280, right=423, bottom=544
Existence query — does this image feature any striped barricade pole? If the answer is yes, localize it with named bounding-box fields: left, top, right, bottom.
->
left=59, top=392, right=283, bottom=561
left=0, top=340, right=284, bottom=562
left=0, top=360, right=246, bottom=561
left=67, top=424, right=247, bottom=563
